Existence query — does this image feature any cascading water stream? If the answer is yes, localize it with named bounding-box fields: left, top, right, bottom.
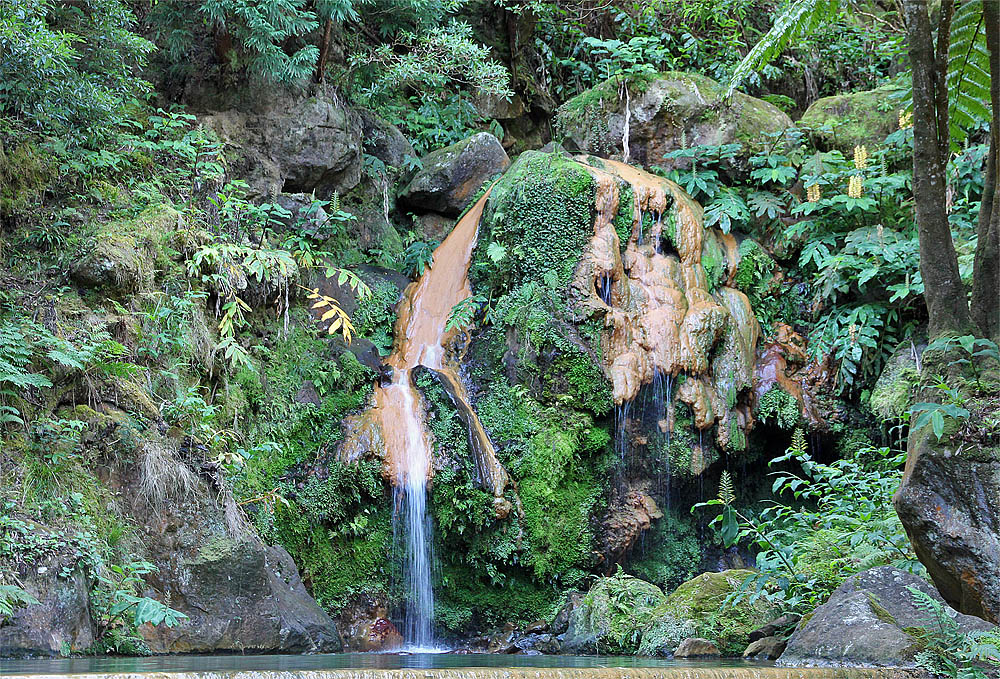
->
left=358, top=190, right=507, bottom=651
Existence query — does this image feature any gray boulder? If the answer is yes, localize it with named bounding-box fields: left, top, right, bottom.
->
left=398, top=133, right=510, bottom=216
left=743, top=635, right=787, bottom=660
left=895, top=424, right=1000, bottom=623
left=359, top=109, right=414, bottom=173
left=674, top=637, right=721, bottom=658
left=201, top=92, right=362, bottom=198
left=111, top=428, right=341, bottom=653
left=554, top=71, right=792, bottom=170
left=781, top=566, right=993, bottom=667
left=0, top=556, right=94, bottom=657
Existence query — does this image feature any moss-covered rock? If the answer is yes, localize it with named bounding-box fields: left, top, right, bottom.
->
left=798, top=85, right=903, bottom=153
left=641, top=569, right=773, bottom=655
left=554, top=72, right=793, bottom=169
left=870, top=343, right=920, bottom=421
left=562, top=572, right=667, bottom=653
left=71, top=205, right=180, bottom=295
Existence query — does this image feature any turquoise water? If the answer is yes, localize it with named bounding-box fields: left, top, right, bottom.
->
left=0, top=652, right=762, bottom=676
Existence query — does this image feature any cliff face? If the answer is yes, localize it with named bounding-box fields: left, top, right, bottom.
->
left=1, top=77, right=826, bottom=655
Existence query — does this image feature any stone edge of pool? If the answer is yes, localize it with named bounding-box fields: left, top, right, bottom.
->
left=2, top=667, right=930, bottom=679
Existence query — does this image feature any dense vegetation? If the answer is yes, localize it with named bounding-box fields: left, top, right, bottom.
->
left=1, top=0, right=998, bottom=673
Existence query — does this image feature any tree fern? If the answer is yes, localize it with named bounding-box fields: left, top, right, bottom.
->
left=945, top=0, right=991, bottom=143
left=726, top=0, right=840, bottom=97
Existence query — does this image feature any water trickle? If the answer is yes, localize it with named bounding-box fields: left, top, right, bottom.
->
left=615, top=400, right=632, bottom=463
left=343, top=189, right=510, bottom=650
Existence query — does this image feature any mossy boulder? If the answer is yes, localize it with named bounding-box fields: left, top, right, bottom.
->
left=72, top=205, right=180, bottom=295
left=640, top=569, right=773, bottom=656
left=782, top=566, right=993, bottom=666
left=554, top=72, right=793, bottom=169
left=870, top=343, right=921, bottom=420
left=562, top=573, right=667, bottom=653
left=798, top=85, right=903, bottom=153
left=398, top=132, right=510, bottom=216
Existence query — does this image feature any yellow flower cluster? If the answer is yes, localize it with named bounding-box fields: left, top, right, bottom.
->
left=899, top=109, right=913, bottom=130
left=848, top=175, right=864, bottom=198
left=806, top=183, right=821, bottom=202
left=853, top=145, right=869, bottom=170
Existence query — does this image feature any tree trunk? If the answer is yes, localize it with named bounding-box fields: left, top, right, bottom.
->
left=970, top=0, right=1000, bottom=340
left=904, top=0, right=973, bottom=337
left=315, top=19, right=333, bottom=84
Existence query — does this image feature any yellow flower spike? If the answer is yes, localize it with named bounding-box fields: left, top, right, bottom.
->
left=848, top=175, right=864, bottom=199
left=806, top=183, right=821, bottom=202
left=853, top=145, right=869, bottom=170
left=898, top=109, right=913, bottom=130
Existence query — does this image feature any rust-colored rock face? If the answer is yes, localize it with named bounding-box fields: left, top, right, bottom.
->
left=571, top=156, right=759, bottom=452
left=339, top=191, right=510, bottom=508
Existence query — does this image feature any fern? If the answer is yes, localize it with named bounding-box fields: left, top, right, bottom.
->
left=726, top=0, right=840, bottom=96
left=945, top=0, right=991, bottom=143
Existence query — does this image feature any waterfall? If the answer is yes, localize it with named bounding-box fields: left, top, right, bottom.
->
left=357, top=189, right=507, bottom=650
left=390, top=369, right=436, bottom=651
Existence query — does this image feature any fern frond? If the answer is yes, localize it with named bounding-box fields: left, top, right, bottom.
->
left=946, top=0, right=991, bottom=142
left=726, top=0, right=841, bottom=96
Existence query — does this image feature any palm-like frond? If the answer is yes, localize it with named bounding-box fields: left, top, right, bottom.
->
left=946, top=0, right=991, bottom=142
left=726, top=0, right=841, bottom=97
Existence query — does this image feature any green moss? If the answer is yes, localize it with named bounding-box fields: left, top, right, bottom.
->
left=518, top=412, right=605, bottom=581
left=650, top=569, right=774, bottom=655
left=271, top=499, right=394, bottom=611
left=353, top=278, right=399, bottom=355
left=757, top=386, right=801, bottom=430
left=700, top=229, right=726, bottom=292
left=870, top=346, right=920, bottom=421
left=627, top=510, right=701, bottom=592
left=0, top=140, right=51, bottom=216
left=798, top=85, right=904, bottom=153
left=867, top=592, right=898, bottom=625
left=614, top=183, right=635, bottom=247
left=474, top=150, right=596, bottom=291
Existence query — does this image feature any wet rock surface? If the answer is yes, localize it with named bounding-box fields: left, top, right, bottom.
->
left=743, top=636, right=787, bottom=660
left=399, top=133, right=510, bottom=216
left=782, top=566, right=993, bottom=667
left=894, top=425, right=1000, bottom=623
left=0, top=556, right=94, bottom=657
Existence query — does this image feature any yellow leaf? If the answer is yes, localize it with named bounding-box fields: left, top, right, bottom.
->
left=321, top=309, right=339, bottom=321
left=311, top=300, right=327, bottom=309
left=329, top=318, right=342, bottom=332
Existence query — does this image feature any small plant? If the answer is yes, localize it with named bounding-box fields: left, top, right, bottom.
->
left=91, top=561, right=187, bottom=646
left=0, top=584, right=39, bottom=621
left=908, top=585, right=1000, bottom=679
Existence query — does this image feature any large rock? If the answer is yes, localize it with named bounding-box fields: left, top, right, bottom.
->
left=894, top=424, right=1000, bottom=623
left=640, top=570, right=773, bottom=656
left=554, top=72, right=793, bottom=169
left=781, top=566, right=993, bottom=667
left=798, top=85, right=904, bottom=153
left=398, top=133, right=510, bottom=216
left=106, top=424, right=341, bottom=653
left=72, top=206, right=180, bottom=295
left=359, top=108, right=414, bottom=173
left=561, top=574, right=667, bottom=653
left=674, top=637, right=721, bottom=658
left=0, top=555, right=94, bottom=657
left=201, top=92, right=362, bottom=198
